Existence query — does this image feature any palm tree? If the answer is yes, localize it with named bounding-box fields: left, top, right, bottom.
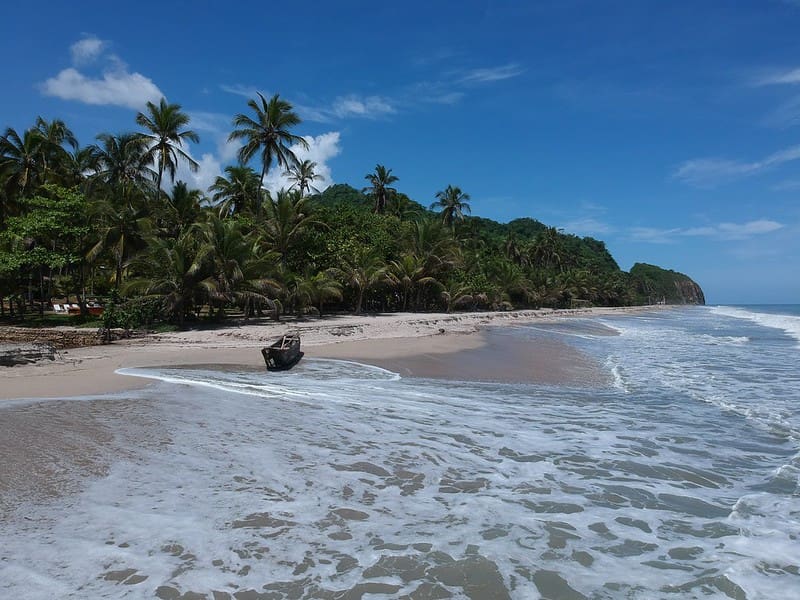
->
left=135, top=98, right=199, bottom=195
left=34, top=118, right=77, bottom=178
left=87, top=196, right=151, bottom=290
left=363, top=164, right=398, bottom=214
left=431, top=185, right=471, bottom=229
left=124, top=233, right=206, bottom=327
left=209, top=165, right=263, bottom=218
left=61, top=145, right=100, bottom=191
left=285, top=159, right=321, bottom=197
left=91, top=133, right=155, bottom=200
left=288, top=270, right=342, bottom=315
left=228, top=92, right=308, bottom=191
left=532, top=226, right=565, bottom=272
left=0, top=127, right=43, bottom=199
left=387, top=253, right=439, bottom=311
left=261, top=189, right=320, bottom=267
left=408, top=218, right=460, bottom=275
left=164, top=181, right=204, bottom=237
left=195, top=216, right=281, bottom=319
left=440, top=280, right=474, bottom=313
left=331, top=250, right=387, bottom=314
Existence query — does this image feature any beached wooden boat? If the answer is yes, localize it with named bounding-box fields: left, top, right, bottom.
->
left=261, top=334, right=303, bottom=371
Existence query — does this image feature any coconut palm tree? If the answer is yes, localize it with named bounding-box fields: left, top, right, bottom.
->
left=61, top=145, right=100, bottom=191
left=228, top=92, right=308, bottom=192
left=440, top=280, right=473, bottom=313
left=33, top=117, right=78, bottom=181
left=261, top=189, right=320, bottom=267
left=408, top=218, right=460, bottom=275
left=124, top=233, right=206, bottom=327
left=387, top=253, right=439, bottom=311
left=135, top=98, right=199, bottom=195
left=194, top=216, right=281, bottom=319
left=363, top=164, right=398, bottom=214
left=91, top=133, right=155, bottom=201
left=532, top=226, right=565, bottom=272
left=431, top=185, right=471, bottom=229
left=87, top=196, right=151, bottom=290
left=164, top=181, right=204, bottom=237
left=331, top=250, right=387, bottom=314
left=287, top=270, right=342, bottom=316
left=209, top=164, right=263, bottom=218
left=0, top=126, right=43, bottom=199
left=285, top=159, right=321, bottom=197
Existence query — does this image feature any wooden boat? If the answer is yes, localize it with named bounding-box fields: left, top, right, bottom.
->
left=261, top=334, right=303, bottom=371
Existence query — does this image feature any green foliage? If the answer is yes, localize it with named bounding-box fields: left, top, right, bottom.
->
left=629, top=263, right=703, bottom=305
left=0, top=109, right=705, bottom=329
left=102, top=296, right=167, bottom=330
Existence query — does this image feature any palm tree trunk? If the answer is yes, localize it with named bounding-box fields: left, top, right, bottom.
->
left=38, top=266, right=45, bottom=317
left=355, top=288, right=364, bottom=314
left=259, top=165, right=266, bottom=195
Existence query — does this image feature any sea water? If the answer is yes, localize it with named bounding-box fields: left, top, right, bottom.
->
left=1, top=306, right=798, bottom=599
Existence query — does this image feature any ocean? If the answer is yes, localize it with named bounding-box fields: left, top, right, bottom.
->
left=1, top=306, right=798, bottom=599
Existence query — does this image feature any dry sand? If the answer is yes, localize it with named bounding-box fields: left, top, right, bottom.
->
left=0, top=306, right=649, bottom=400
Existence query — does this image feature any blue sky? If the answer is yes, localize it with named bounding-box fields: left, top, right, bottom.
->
left=2, top=0, right=799, bottom=303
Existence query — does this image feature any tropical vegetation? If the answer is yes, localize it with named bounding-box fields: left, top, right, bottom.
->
left=0, top=95, right=700, bottom=327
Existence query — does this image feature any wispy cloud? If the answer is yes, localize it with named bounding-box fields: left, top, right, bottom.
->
left=630, top=219, right=784, bottom=243
left=754, top=67, right=800, bottom=86
left=457, top=63, right=524, bottom=84
left=295, top=94, right=396, bottom=123
left=673, top=145, right=800, bottom=187
left=331, top=95, right=395, bottom=119
left=41, top=37, right=162, bottom=110
left=220, top=83, right=264, bottom=98
left=187, top=110, right=241, bottom=163
left=771, top=178, right=800, bottom=191
left=560, top=217, right=616, bottom=236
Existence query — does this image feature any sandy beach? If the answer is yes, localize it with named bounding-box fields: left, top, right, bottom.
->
left=0, top=306, right=644, bottom=400
left=0, top=307, right=643, bottom=519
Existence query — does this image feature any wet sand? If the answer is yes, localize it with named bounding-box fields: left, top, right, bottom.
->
left=305, top=329, right=609, bottom=386
left=0, top=309, right=634, bottom=520
left=0, top=306, right=643, bottom=400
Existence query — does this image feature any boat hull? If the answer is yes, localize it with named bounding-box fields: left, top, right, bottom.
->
left=261, top=336, right=302, bottom=371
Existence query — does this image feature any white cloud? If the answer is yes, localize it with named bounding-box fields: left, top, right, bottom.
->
left=41, top=68, right=163, bottom=110
left=673, top=145, right=800, bottom=187
left=296, top=95, right=395, bottom=123
left=630, top=219, right=784, bottom=243
left=263, top=131, right=342, bottom=194
left=41, top=38, right=163, bottom=110
left=560, top=218, right=616, bottom=236
left=629, top=226, right=682, bottom=244
left=220, top=84, right=263, bottom=98
left=715, top=220, right=784, bottom=237
left=755, top=67, right=800, bottom=86
left=70, top=35, right=105, bottom=65
left=331, top=95, right=395, bottom=118
left=458, top=63, right=524, bottom=84
left=171, top=151, right=223, bottom=195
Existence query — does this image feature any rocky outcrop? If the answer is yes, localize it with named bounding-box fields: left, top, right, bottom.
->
left=0, top=343, right=56, bottom=366
left=628, top=263, right=705, bottom=305
left=673, top=278, right=705, bottom=305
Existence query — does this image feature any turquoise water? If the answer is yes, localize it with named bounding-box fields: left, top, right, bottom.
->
left=1, top=306, right=798, bottom=599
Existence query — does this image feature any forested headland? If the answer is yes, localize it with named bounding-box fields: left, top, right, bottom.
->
left=0, top=94, right=703, bottom=330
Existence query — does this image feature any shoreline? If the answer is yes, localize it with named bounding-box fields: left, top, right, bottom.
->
left=0, top=306, right=659, bottom=401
